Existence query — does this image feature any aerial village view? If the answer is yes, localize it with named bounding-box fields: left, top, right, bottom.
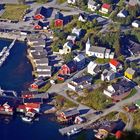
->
left=0, top=0, right=140, bottom=139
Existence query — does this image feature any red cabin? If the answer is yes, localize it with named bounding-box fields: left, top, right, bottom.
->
left=59, top=61, right=77, bottom=75
left=54, top=12, right=64, bottom=27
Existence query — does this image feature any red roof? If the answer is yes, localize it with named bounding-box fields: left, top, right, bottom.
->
left=109, top=59, right=119, bottom=67
left=102, top=3, right=111, bottom=9
left=25, top=103, right=40, bottom=109
left=115, top=131, right=123, bottom=139
left=18, top=105, right=26, bottom=109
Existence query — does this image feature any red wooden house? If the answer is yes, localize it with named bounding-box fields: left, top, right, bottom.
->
left=34, top=6, right=48, bottom=20
left=54, top=12, right=64, bottom=27
left=58, top=108, right=80, bottom=122
left=59, top=60, right=77, bottom=75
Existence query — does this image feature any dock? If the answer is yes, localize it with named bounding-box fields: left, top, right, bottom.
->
left=59, top=124, right=85, bottom=135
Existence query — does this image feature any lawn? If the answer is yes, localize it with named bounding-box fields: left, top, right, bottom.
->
left=54, top=95, right=77, bottom=109
left=38, top=83, right=51, bottom=92
left=132, top=110, right=140, bottom=131
left=95, top=58, right=110, bottom=64
left=77, top=87, right=112, bottom=110
left=124, top=88, right=137, bottom=100
left=1, top=4, right=29, bottom=21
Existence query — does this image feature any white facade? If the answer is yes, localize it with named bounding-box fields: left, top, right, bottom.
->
left=101, top=70, right=116, bottom=81
left=72, top=28, right=81, bottom=38
left=103, top=85, right=115, bottom=97
left=78, top=15, right=86, bottom=22
left=132, top=20, right=140, bottom=28
left=87, top=61, right=98, bottom=75
left=67, top=83, right=77, bottom=91
left=59, top=42, right=73, bottom=54
left=117, top=9, right=127, bottom=18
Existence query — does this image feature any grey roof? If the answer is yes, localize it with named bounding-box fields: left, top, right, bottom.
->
left=112, top=79, right=132, bottom=93
left=33, top=41, right=46, bottom=47
left=37, top=66, right=51, bottom=70
left=73, top=75, right=92, bottom=84
left=128, top=40, right=140, bottom=55
left=35, top=58, right=48, bottom=64
left=105, top=49, right=111, bottom=53
left=63, top=108, right=79, bottom=117
left=37, top=71, right=52, bottom=76
left=125, top=67, right=135, bottom=75
left=64, top=41, right=73, bottom=48
left=89, top=46, right=106, bottom=53
left=129, top=0, right=140, bottom=6
left=102, top=69, right=115, bottom=77
left=27, top=38, right=44, bottom=43
left=88, top=0, right=97, bottom=5
left=31, top=51, right=47, bottom=60
left=30, top=47, right=44, bottom=52
left=133, top=20, right=140, bottom=25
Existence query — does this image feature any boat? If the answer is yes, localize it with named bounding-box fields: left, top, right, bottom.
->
left=5, top=51, right=9, bottom=57
left=66, top=128, right=82, bottom=136
left=0, top=47, right=7, bottom=57
left=21, top=116, right=33, bottom=122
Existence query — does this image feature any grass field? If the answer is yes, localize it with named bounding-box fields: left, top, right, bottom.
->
left=1, top=4, right=29, bottom=21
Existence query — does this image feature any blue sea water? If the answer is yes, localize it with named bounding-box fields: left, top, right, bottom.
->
left=0, top=39, right=94, bottom=140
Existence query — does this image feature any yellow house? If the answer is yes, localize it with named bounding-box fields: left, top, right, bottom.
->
left=125, top=67, right=135, bottom=80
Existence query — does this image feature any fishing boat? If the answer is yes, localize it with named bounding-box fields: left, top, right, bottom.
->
left=21, top=116, right=33, bottom=122
left=66, top=128, right=82, bottom=136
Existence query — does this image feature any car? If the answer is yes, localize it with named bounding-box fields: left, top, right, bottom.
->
left=106, top=103, right=115, bottom=109
left=94, top=111, right=103, bottom=115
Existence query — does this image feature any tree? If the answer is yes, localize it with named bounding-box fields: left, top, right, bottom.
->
left=102, top=0, right=113, bottom=4
left=114, top=40, right=121, bottom=57
left=92, top=18, right=98, bottom=27
left=76, top=0, right=88, bottom=8
left=63, top=53, right=74, bottom=63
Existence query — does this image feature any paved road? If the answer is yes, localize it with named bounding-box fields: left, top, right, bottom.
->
left=47, top=67, right=95, bottom=114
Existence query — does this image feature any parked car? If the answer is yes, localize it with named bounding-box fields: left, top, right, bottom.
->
left=94, top=111, right=103, bottom=115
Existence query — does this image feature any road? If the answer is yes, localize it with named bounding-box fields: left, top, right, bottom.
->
left=47, top=67, right=95, bottom=114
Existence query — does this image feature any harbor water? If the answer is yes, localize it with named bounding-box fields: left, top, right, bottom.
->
left=0, top=39, right=94, bottom=140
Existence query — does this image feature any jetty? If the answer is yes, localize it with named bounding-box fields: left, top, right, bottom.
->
left=59, top=124, right=85, bottom=135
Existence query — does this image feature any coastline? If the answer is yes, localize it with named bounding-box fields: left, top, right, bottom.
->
left=0, top=32, right=26, bottom=42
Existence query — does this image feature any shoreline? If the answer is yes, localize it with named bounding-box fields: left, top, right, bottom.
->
left=0, top=32, right=26, bottom=42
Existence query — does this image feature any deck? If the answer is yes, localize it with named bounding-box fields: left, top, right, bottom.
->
left=59, top=124, right=85, bottom=135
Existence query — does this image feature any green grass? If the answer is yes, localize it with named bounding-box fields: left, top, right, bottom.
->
left=38, top=83, right=51, bottom=92
left=124, top=88, right=137, bottom=100
left=132, top=110, right=140, bottom=131
left=102, top=112, right=118, bottom=120
left=36, top=0, right=49, bottom=3
left=78, top=87, right=112, bottom=110
left=95, top=58, right=110, bottom=64
left=57, top=0, right=67, bottom=4
left=1, top=4, right=29, bottom=21
left=54, top=95, right=77, bottom=109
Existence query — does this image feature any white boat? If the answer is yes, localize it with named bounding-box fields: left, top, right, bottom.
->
left=0, top=47, right=7, bottom=57
left=66, top=128, right=82, bottom=136
left=5, top=51, right=9, bottom=57
left=22, top=116, right=33, bottom=122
